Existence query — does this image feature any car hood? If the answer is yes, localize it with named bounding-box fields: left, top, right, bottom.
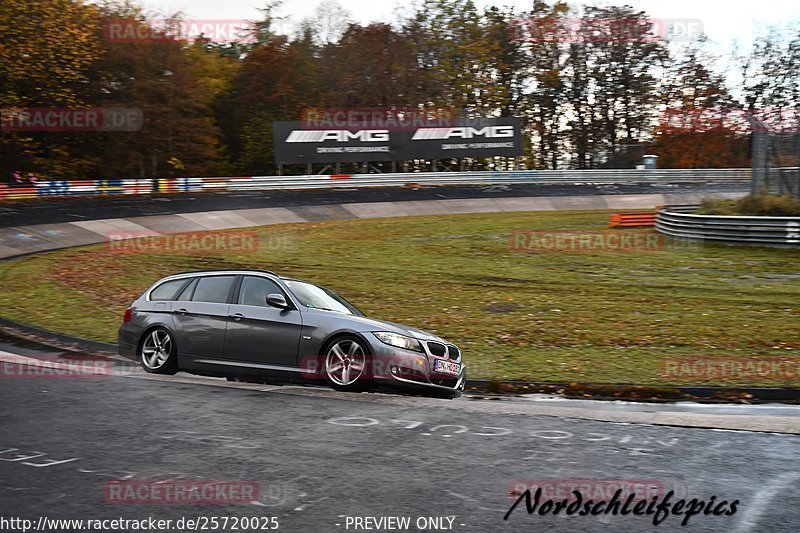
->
left=307, top=309, right=450, bottom=344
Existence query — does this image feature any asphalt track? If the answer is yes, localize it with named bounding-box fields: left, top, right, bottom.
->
left=1, top=346, right=799, bottom=532
left=0, top=181, right=747, bottom=228
left=3, top=181, right=800, bottom=532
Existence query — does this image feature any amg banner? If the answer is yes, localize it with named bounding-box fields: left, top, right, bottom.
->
left=272, top=118, right=523, bottom=164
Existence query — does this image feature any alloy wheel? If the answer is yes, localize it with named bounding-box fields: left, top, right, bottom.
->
left=325, top=339, right=367, bottom=386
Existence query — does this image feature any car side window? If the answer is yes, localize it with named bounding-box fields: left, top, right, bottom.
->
left=191, top=276, right=236, bottom=304
left=175, top=278, right=197, bottom=301
left=150, top=279, right=188, bottom=301
left=238, top=276, right=283, bottom=307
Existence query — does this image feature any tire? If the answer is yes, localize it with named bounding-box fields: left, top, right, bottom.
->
left=139, top=327, right=178, bottom=375
left=323, top=335, right=372, bottom=392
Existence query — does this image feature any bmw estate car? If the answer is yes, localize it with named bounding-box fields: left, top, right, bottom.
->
left=118, top=270, right=466, bottom=398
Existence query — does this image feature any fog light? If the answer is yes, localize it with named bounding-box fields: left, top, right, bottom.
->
left=390, top=366, right=399, bottom=375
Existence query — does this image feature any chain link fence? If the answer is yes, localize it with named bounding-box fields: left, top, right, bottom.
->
left=750, top=123, right=800, bottom=198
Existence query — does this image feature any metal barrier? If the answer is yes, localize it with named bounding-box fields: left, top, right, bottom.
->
left=656, top=207, right=800, bottom=247
left=0, top=168, right=752, bottom=201
left=609, top=213, right=656, bottom=227
left=222, top=169, right=752, bottom=191
left=0, top=179, right=154, bottom=201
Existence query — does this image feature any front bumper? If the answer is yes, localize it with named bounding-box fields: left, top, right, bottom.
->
left=375, top=368, right=467, bottom=397
left=367, top=338, right=466, bottom=397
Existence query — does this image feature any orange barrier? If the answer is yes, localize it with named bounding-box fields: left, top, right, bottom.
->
left=609, top=213, right=656, bottom=227
left=330, top=174, right=352, bottom=180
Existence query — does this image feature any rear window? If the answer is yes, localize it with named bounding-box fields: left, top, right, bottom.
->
left=149, top=279, right=187, bottom=301
left=191, top=276, right=236, bottom=304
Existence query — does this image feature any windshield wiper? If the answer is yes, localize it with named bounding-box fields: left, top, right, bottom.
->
left=307, top=305, right=344, bottom=313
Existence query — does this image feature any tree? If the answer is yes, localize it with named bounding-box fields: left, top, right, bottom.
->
left=655, top=38, right=748, bottom=168
left=521, top=1, right=570, bottom=168
left=0, top=0, right=102, bottom=178
left=582, top=5, right=667, bottom=167
left=404, top=0, right=502, bottom=114
left=317, top=23, right=418, bottom=108
left=84, top=6, right=222, bottom=178
left=308, top=0, right=351, bottom=46
left=740, top=27, right=800, bottom=131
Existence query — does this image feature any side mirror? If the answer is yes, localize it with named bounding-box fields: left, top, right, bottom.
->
left=266, top=293, right=290, bottom=309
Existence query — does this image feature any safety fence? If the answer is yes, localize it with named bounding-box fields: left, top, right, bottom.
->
left=0, top=168, right=752, bottom=201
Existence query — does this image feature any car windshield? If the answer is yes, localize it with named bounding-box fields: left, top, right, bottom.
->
left=283, top=280, right=364, bottom=316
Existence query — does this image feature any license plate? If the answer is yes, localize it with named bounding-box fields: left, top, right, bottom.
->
left=433, top=359, right=461, bottom=375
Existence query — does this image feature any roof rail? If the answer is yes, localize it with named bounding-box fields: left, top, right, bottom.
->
left=171, top=269, right=279, bottom=277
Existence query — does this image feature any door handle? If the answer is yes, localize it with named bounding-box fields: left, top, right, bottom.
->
left=174, top=308, right=188, bottom=315
left=229, top=313, right=245, bottom=320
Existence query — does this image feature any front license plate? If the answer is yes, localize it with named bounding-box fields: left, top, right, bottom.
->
left=433, top=359, right=461, bottom=375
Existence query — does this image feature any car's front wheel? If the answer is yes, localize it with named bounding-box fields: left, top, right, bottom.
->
left=324, top=336, right=371, bottom=392
left=139, top=328, right=178, bottom=375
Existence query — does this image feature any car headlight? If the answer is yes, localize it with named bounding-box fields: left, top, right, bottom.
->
left=372, top=332, right=424, bottom=353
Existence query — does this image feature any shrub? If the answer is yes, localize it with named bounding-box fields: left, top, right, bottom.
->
left=695, top=194, right=800, bottom=216
left=695, top=198, right=739, bottom=215
left=737, top=193, right=800, bottom=216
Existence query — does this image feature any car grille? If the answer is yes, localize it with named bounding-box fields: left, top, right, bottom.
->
left=426, top=341, right=447, bottom=357
left=446, top=345, right=460, bottom=360
left=431, top=377, right=460, bottom=388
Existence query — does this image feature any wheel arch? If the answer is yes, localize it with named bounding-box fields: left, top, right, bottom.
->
left=318, top=330, right=373, bottom=356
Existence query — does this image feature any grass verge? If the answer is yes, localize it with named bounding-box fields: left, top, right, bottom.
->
left=0, top=209, right=798, bottom=386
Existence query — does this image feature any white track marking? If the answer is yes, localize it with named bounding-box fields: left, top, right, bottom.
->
left=732, top=471, right=800, bottom=533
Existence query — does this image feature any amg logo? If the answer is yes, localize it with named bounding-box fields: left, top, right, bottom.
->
left=285, top=130, right=389, bottom=142
left=412, top=125, right=515, bottom=140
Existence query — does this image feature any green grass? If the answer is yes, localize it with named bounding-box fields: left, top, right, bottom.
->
left=1, top=209, right=799, bottom=386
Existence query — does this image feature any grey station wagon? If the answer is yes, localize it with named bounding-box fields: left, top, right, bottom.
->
left=118, top=270, right=466, bottom=398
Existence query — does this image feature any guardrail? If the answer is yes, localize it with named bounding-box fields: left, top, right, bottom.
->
left=0, top=168, right=751, bottom=201
left=656, top=207, right=800, bottom=248
left=0, top=179, right=153, bottom=200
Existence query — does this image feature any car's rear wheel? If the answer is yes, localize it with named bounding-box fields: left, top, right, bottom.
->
left=139, top=328, right=178, bottom=375
left=324, top=336, right=371, bottom=392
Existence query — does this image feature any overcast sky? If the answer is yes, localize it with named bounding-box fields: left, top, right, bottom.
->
left=134, top=0, right=800, bottom=58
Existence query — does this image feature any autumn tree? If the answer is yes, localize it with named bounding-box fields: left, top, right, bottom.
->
left=581, top=5, right=666, bottom=167
left=655, top=38, right=748, bottom=168
left=519, top=1, right=570, bottom=169
left=404, top=0, right=503, bottom=115
left=0, top=0, right=101, bottom=178
left=316, top=23, right=418, bottom=108
left=85, top=6, right=222, bottom=178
